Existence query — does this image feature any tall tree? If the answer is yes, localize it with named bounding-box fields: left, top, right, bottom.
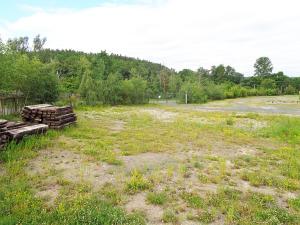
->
left=33, top=34, right=47, bottom=51
left=254, top=57, right=273, bottom=76
left=159, top=69, right=170, bottom=97
left=197, top=67, right=210, bottom=81
left=7, top=36, right=30, bottom=53
left=0, top=37, right=5, bottom=53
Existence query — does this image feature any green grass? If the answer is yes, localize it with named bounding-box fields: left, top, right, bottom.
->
left=162, top=209, right=178, bottom=223
left=1, top=102, right=300, bottom=224
left=226, top=117, right=235, bottom=126
left=126, top=170, right=151, bottom=194
left=288, top=197, right=300, bottom=211
left=146, top=191, right=167, bottom=205
left=182, top=192, right=204, bottom=208
left=260, top=117, right=300, bottom=144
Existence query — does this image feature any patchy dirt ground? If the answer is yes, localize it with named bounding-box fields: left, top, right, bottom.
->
left=121, top=152, right=178, bottom=172
left=139, top=109, right=178, bottom=122
left=27, top=149, right=116, bottom=204
left=125, top=193, right=164, bottom=225
left=110, top=120, right=126, bottom=133
left=10, top=97, right=297, bottom=224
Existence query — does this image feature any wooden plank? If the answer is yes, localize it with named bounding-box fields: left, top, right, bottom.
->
left=7, top=124, right=48, bottom=139
left=24, top=104, right=52, bottom=110
left=0, top=119, right=8, bottom=125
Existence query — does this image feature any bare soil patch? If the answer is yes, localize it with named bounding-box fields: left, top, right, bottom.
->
left=139, top=109, right=177, bottom=122
left=110, top=120, right=126, bottom=133
left=190, top=117, right=216, bottom=125
left=210, top=143, right=259, bottom=158
left=234, top=118, right=267, bottom=130
left=35, top=183, right=60, bottom=206
left=125, top=192, right=164, bottom=224
left=27, top=149, right=116, bottom=190
left=0, top=166, right=5, bottom=176
left=121, top=152, right=177, bottom=172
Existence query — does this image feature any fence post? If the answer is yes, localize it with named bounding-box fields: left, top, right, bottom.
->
left=185, top=92, right=188, bottom=104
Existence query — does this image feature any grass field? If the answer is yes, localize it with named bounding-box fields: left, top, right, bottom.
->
left=0, top=97, right=300, bottom=224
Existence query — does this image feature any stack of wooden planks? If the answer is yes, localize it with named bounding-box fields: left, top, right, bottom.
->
left=22, top=104, right=76, bottom=129
left=21, top=104, right=53, bottom=123
left=0, top=120, right=8, bottom=149
left=0, top=120, right=48, bottom=150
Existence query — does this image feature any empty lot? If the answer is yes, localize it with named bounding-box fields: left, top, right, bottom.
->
left=0, top=96, right=300, bottom=224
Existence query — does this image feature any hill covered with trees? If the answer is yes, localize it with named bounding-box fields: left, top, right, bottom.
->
left=1, top=35, right=299, bottom=105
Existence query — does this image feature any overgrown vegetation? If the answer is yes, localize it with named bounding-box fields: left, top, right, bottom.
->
left=1, top=36, right=299, bottom=106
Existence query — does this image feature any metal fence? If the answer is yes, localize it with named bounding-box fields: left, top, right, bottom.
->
left=0, top=96, right=26, bottom=116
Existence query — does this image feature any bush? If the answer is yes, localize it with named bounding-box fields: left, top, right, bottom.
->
left=121, top=77, right=148, bottom=104
left=100, top=73, right=123, bottom=105
left=261, top=78, right=276, bottom=89
left=178, top=82, right=208, bottom=103
left=205, top=83, right=225, bottom=100
left=81, top=74, right=149, bottom=105
left=285, top=85, right=297, bottom=95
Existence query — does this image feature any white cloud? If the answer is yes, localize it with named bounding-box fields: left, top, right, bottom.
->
left=1, top=0, right=300, bottom=76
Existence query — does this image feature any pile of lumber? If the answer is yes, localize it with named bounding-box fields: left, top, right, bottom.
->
left=22, top=104, right=76, bottom=129
left=0, top=120, right=9, bottom=149
left=21, top=104, right=52, bottom=123
left=0, top=120, right=48, bottom=150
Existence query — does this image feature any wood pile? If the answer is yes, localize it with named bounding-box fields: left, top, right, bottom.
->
left=0, top=120, right=48, bottom=150
left=21, top=104, right=76, bottom=129
left=0, top=120, right=9, bottom=149
left=21, top=104, right=52, bottom=123
left=0, top=104, right=76, bottom=150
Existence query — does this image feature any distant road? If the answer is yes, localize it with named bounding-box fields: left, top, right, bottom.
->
left=153, top=95, right=300, bottom=116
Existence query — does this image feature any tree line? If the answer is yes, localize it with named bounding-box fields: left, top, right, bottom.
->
left=0, top=35, right=299, bottom=105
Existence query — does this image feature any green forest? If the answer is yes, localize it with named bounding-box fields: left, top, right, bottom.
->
left=1, top=35, right=300, bottom=105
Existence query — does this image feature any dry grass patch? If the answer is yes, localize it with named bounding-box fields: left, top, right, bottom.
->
left=125, top=192, right=164, bottom=224
left=139, top=108, right=178, bottom=122
left=27, top=148, right=117, bottom=192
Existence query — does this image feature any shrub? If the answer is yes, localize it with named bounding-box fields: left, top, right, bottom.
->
left=121, top=77, right=148, bottom=104
left=285, top=85, right=297, bottom=95
left=205, top=83, right=225, bottom=100
left=226, top=117, right=235, bottom=126
left=178, top=82, right=208, bottom=103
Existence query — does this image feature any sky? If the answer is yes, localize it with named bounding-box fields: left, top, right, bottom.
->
left=0, top=0, right=300, bottom=76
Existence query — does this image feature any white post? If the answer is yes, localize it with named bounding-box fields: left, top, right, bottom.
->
left=185, top=92, right=188, bottom=104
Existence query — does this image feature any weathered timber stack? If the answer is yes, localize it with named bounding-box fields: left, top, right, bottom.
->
left=0, top=120, right=9, bottom=149
left=0, top=120, right=48, bottom=150
left=21, top=104, right=76, bottom=129
left=39, top=106, right=76, bottom=129
left=7, top=124, right=48, bottom=140
left=21, top=104, right=52, bottom=123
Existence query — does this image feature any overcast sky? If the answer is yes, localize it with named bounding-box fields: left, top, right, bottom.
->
left=1, top=0, right=300, bottom=76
